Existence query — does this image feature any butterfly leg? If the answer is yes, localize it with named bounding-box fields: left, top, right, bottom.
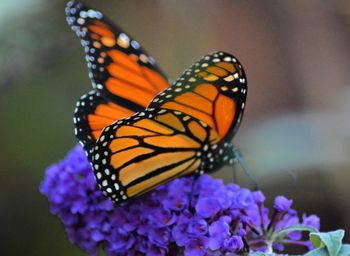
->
left=232, top=147, right=259, bottom=190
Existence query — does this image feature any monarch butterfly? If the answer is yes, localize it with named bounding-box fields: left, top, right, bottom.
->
left=66, top=1, right=247, bottom=204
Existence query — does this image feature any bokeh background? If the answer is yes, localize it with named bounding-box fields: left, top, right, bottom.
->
left=1, top=0, right=349, bottom=255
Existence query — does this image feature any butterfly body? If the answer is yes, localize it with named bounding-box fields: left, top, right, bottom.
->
left=67, top=1, right=247, bottom=205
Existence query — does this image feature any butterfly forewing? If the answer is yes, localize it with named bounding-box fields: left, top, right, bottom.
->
left=66, top=1, right=170, bottom=151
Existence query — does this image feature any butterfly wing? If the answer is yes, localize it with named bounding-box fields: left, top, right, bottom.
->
left=92, top=109, right=219, bottom=203
left=66, top=1, right=170, bottom=151
left=149, top=51, right=247, bottom=141
left=74, top=90, right=134, bottom=152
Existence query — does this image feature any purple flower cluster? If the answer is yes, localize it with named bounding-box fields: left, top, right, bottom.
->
left=40, top=145, right=320, bottom=255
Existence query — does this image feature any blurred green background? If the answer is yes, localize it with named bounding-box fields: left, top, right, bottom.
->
left=1, top=0, right=349, bottom=255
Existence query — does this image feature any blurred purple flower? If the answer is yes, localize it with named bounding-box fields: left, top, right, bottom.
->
left=252, top=191, right=265, bottom=203
left=208, top=217, right=231, bottom=250
left=195, top=197, right=221, bottom=218
left=274, top=196, right=293, bottom=212
left=184, top=237, right=208, bottom=256
left=40, top=145, right=320, bottom=255
left=302, top=214, right=320, bottom=229
left=224, top=236, right=244, bottom=251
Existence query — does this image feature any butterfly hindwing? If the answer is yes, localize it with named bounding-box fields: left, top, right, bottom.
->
left=74, top=90, right=134, bottom=152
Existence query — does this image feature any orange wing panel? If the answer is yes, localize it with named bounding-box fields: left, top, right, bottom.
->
left=155, top=112, right=186, bottom=132
left=188, top=121, right=207, bottom=142
left=216, top=62, right=236, bottom=73
left=206, top=66, right=228, bottom=76
left=214, top=94, right=236, bottom=138
left=88, top=115, right=115, bottom=129
left=109, top=138, right=139, bottom=152
left=161, top=102, right=215, bottom=129
left=194, top=83, right=218, bottom=101
left=94, top=103, right=133, bottom=119
left=108, top=50, right=143, bottom=74
left=116, top=126, right=158, bottom=137
left=144, top=135, right=201, bottom=148
left=120, top=151, right=196, bottom=186
left=107, top=65, right=157, bottom=94
left=105, top=78, right=155, bottom=108
left=175, top=92, right=212, bottom=114
left=142, top=67, right=170, bottom=91
left=88, top=24, right=114, bottom=38
left=126, top=158, right=199, bottom=197
left=110, top=147, right=154, bottom=168
left=133, top=119, right=174, bottom=135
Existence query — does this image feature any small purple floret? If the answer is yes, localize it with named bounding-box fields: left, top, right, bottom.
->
left=274, top=195, right=293, bottom=212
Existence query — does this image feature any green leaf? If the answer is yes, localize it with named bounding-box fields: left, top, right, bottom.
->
left=271, top=225, right=318, bottom=241
left=309, top=229, right=344, bottom=256
left=306, top=244, right=350, bottom=256
left=304, top=247, right=329, bottom=256
left=339, top=244, right=350, bottom=256
left=250, top=252, right=267, bottom=256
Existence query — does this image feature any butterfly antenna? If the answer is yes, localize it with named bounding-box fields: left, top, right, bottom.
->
left=232, top=147, right=259, bottom=190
